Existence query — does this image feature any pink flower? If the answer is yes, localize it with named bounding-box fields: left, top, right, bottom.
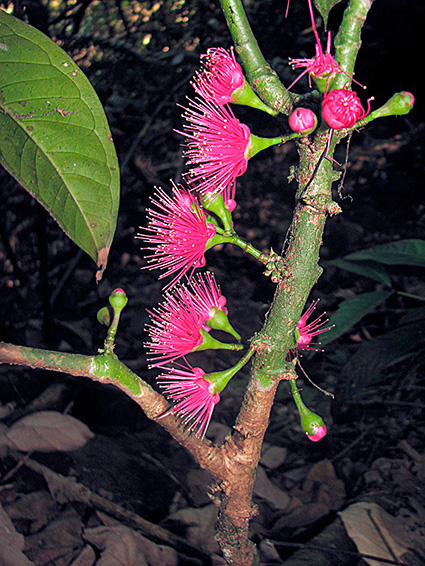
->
left=192, top=47, right=244, bottom=105
left=186, top=271, right=228, bottom=323
left=288, top=107, right=318, bottom=134
left=170, top=272, right=241, bottom=341
left=289, top=33, right=339, bottom=90
left=288, top=0, right=363, bottom=91
left=145, top=292, right=203, bottom=367
left=322, top=88, right=372, bottom=129
left=157, top=364, right=219, bottom=438
left=287, top=300, right=332, bottom=359
left=176, top=97, right=251, bottom=208
left=138, top=183, right=216, bottom=289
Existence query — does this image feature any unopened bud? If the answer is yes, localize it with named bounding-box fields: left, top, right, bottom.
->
left=109, top=288, right=128, bottom=311
left=367, top=91, right=415, bottom=121
left=290, top=379, right=327, bottom=442
left=288, top=107, right=318, bottom=135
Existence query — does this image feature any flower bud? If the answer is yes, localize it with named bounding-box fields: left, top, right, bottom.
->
left=290, top=379, right=327, bottom=442
left=288, top=107, right=318, bottom=135
left=109, top=288, right=128, bottom=312
left=366, top=91, right=415, bottom=121
left=300, top=413, right=327, bottom=442
left=322, top=88, right=372, bottom=129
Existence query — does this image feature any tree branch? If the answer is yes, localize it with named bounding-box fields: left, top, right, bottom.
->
left=333, top=0, right=375, bottom=90
left=219, top=0, right=293, bottom=114
left=0, top=342, right=226, bottom=481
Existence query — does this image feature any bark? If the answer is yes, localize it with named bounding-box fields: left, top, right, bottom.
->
left=213, top=378, right=283, bottom=565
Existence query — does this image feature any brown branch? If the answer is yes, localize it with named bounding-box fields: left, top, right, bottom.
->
left=0, top=342, right=226, bottom=481
left=212, top=370, right=290, bottom=565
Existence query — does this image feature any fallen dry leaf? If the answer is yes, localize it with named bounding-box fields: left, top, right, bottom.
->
left=254, top=465, right=292, bottom=511
left=24, top=509, right=83, bottom=565
left=339, top=502, right=414, bottom=566
left=84, top=522, right=179, bottom=566
left=83, top=525, right=141, bottom=566
left=0, top=503, right=35, bottom=566
left=1, top=411, right=94, bottom=452
left=4, top=490, right=58, bottom=533
left=68, top=545, right=96, bottom=566
left=164, top=503, right=220, bottom=554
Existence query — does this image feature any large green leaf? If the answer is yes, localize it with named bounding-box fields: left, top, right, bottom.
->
left=342, top=240, right=425, bottom=269
left=336, top=319, right=425, bottom=400
left=321, top=290, right=393, bottom=345
left=0, top=10, right=120, bottom=280
left=324, top=258, right=392, bottom=286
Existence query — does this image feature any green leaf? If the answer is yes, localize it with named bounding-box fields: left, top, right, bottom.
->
left=336, top=319, right=425, bottom=400
left=0, top=11, right=120, bottom=280
left=398, top=305, right=425, bottom=325
left=313, top=0, right=344, bottom=28
left=325, top=258, right=392, bottom=286
left=321, top=290, right=393, bottom=345
left=342, top=240, right=425, bottom=269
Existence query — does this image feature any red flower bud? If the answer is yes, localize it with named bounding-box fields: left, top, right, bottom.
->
left=288, top=107, right=318, bottom=134
left=322, top=88, right=372, bottom=129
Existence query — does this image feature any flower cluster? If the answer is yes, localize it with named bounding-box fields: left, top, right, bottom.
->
left=146, top=271, right=240, bottom=368
left=145, top=272, right=242, bottom=437
left=140, top=36, right=336, bottom=440
left=177, top=47, right=283, bottom=212
left=286, top=0, right=374, bottom=134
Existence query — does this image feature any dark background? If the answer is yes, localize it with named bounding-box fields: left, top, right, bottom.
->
left=0, top=0, right=424, bottom=563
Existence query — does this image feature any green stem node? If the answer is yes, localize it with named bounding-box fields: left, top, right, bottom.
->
left=91, top=353, right=143, bottom=397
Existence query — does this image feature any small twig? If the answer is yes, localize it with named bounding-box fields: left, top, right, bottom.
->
left=331, top=426, right=371, bottom=461
left=0, top=450, right=33, bottom=484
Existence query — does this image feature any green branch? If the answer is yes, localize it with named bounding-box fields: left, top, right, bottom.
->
left=0, top=341, right=226, bottom=481
left=219, top=0, right=293, bottom=114
left=333, top=0, right=375, bottom=90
